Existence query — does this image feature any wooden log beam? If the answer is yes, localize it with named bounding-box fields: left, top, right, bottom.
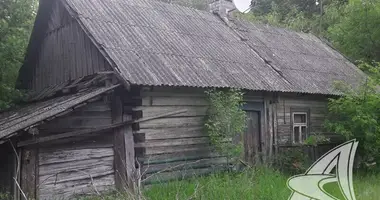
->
left=17, top=122, right=128, bottom=147
left=17, top=109, right=188, bottom=147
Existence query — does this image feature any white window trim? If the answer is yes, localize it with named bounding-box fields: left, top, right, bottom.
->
left=292, top=112, right=308, bottom=144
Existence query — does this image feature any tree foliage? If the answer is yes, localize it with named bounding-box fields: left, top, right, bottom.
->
left=245, top=0, right=380, bottom=62
left=327, top=0, right=380, bottom=62
left=204, top=89, right=247, bottom=164
left=325, top=62, right=380, bottom=168
left=0, top=0, right=37, bottom=110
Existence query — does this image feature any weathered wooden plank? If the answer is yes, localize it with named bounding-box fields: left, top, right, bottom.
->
left=277, top=112, right=326, bottom=118
left=39, top=148, right=114, bottom=165
left=18, top=121, right=129, bottom=147
left=123, top=114, right=135, bottom=189
left=277, top=102, right=327, bottom=109
left=148, top=86, right=205, bottom=94
left=273, top=102, right=278, bottom=154
left=142, top=96, right=209, bottom=106
left=139, top=117, right=204, bottom=129
left=134, top=106, right=208, bottom=118
left=39, top=166, right=114, bottom=185
left=36, top=134, right=114, bottom=150
left=40, top=117, right=112, bottom=131
left=39, top=174, right=115, bottom=200
left=39, top=156, right=114, bottom=176
left=144, top=144, right=213, bottom=155
left=21, top=148, right=37, bottom=200
left=135, top=109, right=188, bottom=124
left=136, top=137, right=210, bottom=148
left=140, top=91, right=205, bottom=98
left=137, top=127, right=205, bottom=140
left=268, top=101, right=273, bottom=158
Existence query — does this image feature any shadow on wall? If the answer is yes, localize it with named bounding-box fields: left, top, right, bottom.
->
left=0, top=142, right=16, bottom=198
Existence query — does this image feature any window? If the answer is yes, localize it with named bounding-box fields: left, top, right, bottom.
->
left=292, top=112, right=308, bottom=144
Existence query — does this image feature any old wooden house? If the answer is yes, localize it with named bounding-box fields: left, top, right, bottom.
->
left=0, top=0, right=366, bottom=199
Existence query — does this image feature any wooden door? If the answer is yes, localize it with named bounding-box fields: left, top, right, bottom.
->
left=244, top=111, right=262, bottom=165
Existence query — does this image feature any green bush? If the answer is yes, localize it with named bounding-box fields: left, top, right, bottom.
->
left=325, top=62, right=380, bottom=171
left=204, top=89, right=247, bottom=166
left=273, top=148, right=312, bottom=175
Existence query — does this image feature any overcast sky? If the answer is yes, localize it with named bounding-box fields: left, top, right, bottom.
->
left=232, top=0, right=251, bottom=13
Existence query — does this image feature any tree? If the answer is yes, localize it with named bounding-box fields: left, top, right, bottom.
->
left=327, top=0, right=380, bottom=62
left=324, top=62, right=380, bottom=169
left=248, top=0, right=336, bottom=33
left=245, top=0, right=380, bottom=62
left=0, top=0, right=37, bottom=110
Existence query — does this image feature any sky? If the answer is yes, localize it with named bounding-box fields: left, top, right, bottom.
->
left=232, top=0, right=251, bottom=13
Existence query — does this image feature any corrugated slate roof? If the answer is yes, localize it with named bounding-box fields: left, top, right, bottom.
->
left=230, top=20, right=366, bottom=94
left=0, top=85, right=118, bottom=140
left=64, top=0, right=366, bottom=94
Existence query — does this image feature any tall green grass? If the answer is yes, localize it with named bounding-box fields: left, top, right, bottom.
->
left=144, top=168, right=380, bottom=200
left=145, top=168, right=290, bottom=200
left=82, top=168, right=380, bottom=200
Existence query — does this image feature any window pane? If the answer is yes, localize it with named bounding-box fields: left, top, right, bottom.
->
left=294, top=126, right=300, bottom=143
left=301, top=126, right=307, bottom=141
left=294, top=114, right=307, bottom=123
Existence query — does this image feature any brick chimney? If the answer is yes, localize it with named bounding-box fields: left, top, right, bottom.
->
left=209, top=0, right=236, bottom=18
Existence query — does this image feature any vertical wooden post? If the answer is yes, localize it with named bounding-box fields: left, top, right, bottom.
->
left=273, top=101, right=278, bottom=156
left=268, top=101, right=273, bottom=159
left=112, top=89, right=136, bottom=191
left=20, top=148, right=37, bottom=200
left=112, top=92, right=128, bottom=191
left=124, top=115, right=135, bottom=189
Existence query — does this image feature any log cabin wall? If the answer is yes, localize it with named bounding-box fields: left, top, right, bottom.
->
left=275, top=93, right=331, bottom=145
left=26, top=98, right=116, bottom=199
left=134, top=86, right=225, bottom=183
left=23, top=0, right=112, bottom=94
left=132, top=87, right=272, bottom=183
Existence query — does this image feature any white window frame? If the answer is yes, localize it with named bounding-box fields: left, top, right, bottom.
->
left=292, top=112, right=308, bottom=144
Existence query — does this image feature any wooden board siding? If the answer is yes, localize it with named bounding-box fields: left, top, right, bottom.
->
left=29, top=0, right=111, bottom=93
left=276, top=94, right=329, bottom=145
left=38, top=145, right=114, bottom=200
left=33, top=99, right=116, bottom=199
left=38, top=100, right=112, bottom=135
left=46, top=0, right=72, bottom=33
left=133, top=87, right=227, bottom=183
